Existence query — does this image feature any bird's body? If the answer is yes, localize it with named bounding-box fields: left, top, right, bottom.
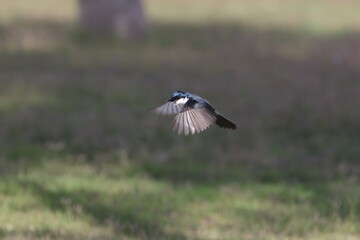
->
left=154, top=91, right=236, bottom=135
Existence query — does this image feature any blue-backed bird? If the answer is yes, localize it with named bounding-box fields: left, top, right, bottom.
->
left=154, top=91, right=236, bottom=135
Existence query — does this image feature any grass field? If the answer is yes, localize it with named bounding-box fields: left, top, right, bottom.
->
left=0, top=0, right=360, bottom=239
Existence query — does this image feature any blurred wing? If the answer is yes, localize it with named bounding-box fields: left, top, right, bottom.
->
left=154, top=101, right=184, bottom=115
left=172, top=108, right=216, bottom=135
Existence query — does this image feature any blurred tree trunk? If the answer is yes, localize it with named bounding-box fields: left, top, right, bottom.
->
left=79, top=0, right=148, bottom=39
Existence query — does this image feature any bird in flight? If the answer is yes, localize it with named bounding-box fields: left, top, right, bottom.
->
left=154, top=91, right=236, bottom=135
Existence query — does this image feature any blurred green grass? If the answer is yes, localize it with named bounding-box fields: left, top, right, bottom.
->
left=0, top=0, right=359, bottom=239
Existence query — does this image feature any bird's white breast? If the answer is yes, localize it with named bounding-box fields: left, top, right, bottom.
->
left=175, top=97, right=189, bottom=105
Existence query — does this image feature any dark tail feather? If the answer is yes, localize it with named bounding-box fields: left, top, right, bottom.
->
left=215, top=114, right=237, bottom=129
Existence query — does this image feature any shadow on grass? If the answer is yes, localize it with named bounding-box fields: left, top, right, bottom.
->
left=0, top=19, right=359, bottom=185
left=5, top=164, right=359, bottom=240
left=17, top=179, right=188, bottom=240
left=0, top=229, right=111, bottom=240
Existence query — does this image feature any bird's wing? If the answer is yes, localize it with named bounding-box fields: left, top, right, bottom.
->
left=172, top=107, right=216, bottom=135
left=154, top=101, right=184, bottom=115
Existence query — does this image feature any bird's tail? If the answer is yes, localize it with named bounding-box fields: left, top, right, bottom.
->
left=215, top=114, right=237, bottom=129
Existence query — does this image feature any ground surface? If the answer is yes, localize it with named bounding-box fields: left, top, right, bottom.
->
left=0, top=0, right=359, bottom=239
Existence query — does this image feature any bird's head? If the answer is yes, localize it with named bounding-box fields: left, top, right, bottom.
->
left=169, top=90, right=187, bottom=102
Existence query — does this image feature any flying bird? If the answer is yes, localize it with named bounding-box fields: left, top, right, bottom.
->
left=154, top=91, right=236, bottom=135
